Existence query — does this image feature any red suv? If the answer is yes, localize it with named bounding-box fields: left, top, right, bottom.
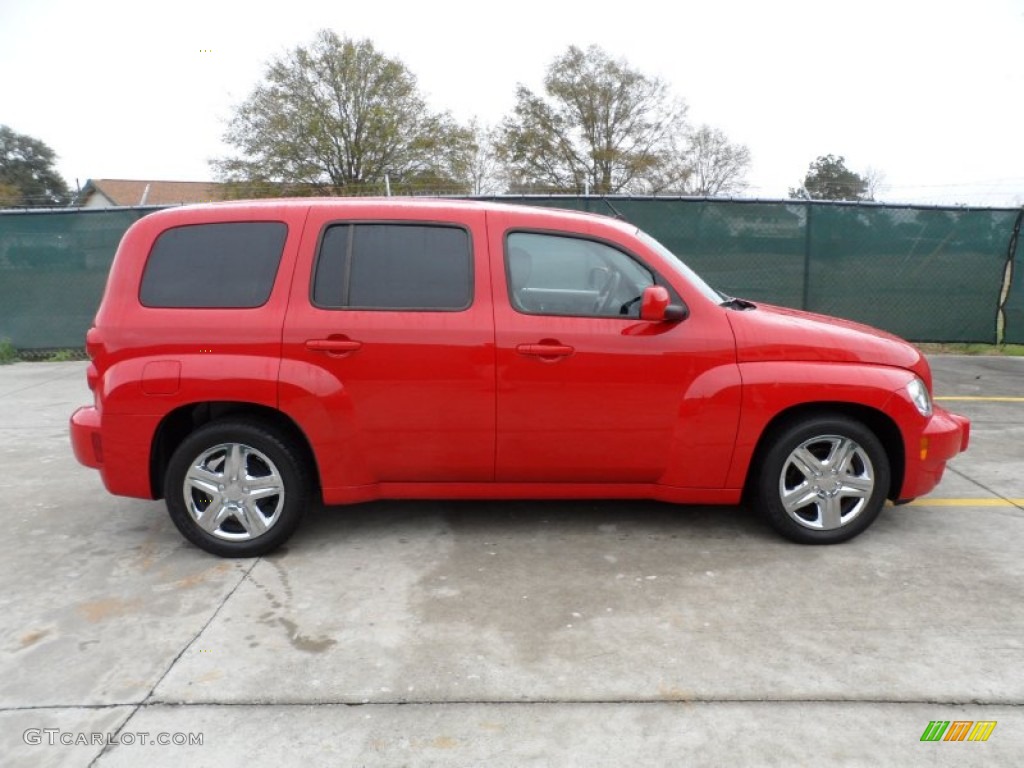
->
left=70, top=199, right=969, bottom=556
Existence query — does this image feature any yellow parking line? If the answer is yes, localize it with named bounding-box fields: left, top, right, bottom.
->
left=934, top=396, right=1024, bottom=402
left=905, top=498, right=1024, bottom=507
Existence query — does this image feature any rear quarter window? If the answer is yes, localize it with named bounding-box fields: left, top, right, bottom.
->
left=139, top=221, right=287, bottom=308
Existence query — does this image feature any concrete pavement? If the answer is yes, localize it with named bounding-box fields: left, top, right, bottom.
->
left=1, top=357, right=1021, bottom=766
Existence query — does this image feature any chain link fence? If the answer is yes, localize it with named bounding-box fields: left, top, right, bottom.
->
left=0, top=198, right=1021, bottom=358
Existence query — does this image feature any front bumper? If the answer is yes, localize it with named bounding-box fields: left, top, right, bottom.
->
left=899, top=404, right=970, bottom=500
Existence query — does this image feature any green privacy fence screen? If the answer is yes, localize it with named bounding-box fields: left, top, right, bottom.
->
left=494, top=197, right=1023, bottom=345
left=0, top=207, right=155, bottom=353
left=0, top=198, right=1021, bottom=351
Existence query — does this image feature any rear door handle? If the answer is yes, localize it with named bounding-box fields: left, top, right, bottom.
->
left=306, top=338, right=363, bottom=353
left=516, top=343, right=574, bottom=358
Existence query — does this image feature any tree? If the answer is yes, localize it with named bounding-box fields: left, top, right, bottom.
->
left=496, top=45, right=688, bottom=195
left=790, top=154, right=872, bottom=201
left=677, top=125, right=751, bottom=196
left=213, top=30, right=475, bottom=196
left=465, top=120, right=506, bottom=196
left=0, top=126, right=70, bottom=207
left=863, top=167, right=886, bottom=201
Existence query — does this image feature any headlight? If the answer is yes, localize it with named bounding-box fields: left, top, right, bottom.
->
left=907, top=377, right=932, bottom=417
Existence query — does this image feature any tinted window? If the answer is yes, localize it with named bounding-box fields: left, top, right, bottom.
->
left=313, top=224, right=471, bottom=310
left=506, top=232, right=654, bottom=318
left=140, top=222, right=287, bottom=308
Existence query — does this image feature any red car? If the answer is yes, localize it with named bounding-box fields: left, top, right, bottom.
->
left=70, top=199, right=969, bottom=556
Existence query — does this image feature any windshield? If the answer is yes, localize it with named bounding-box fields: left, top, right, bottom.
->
left=635, top=229, right=725, bottom=304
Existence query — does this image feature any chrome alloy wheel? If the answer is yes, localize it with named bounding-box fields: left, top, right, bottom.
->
left=778, top=434, right=875, bottom=531
left=183, top=442, right=285, bottom=541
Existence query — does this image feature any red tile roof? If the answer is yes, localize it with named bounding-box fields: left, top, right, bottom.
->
left=83, top=179, right=225, bottom=206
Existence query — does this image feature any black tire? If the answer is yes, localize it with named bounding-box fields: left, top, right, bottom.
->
left=755, top=416, right=890, bottom=544
left=165, top=419, right=310, bottom=557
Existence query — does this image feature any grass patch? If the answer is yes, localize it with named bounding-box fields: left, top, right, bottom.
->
left=46, top=349, right=79, bottom=362
left=917, top=342, right=1024, bottom=356
left=16, top=347, right=88, bottom=362
left=0, top=339, right=20, bottom=364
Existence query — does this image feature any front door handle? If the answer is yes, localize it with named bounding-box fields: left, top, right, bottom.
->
left=306, top=338, right=363, bottom=354
left=516, top=343, right=574, bottom=358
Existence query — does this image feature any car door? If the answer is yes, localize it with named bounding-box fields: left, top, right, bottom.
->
left=281, top=206, right=495, bottom=488
left=489, top=210, right=736, bottom=485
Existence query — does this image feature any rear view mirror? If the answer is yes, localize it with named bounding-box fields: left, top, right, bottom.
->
left=640, top=285, right=686, bottom=322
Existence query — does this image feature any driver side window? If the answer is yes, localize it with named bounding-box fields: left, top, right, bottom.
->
left=505, top=232, right=654, bottom=318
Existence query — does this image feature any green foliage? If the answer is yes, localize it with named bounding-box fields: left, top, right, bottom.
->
left=918, top=343, right=1024, bottom=357
left=212, top=30, right=475, bottom=195
left=790, top=155, right=871, bottom=201
left=0, top=339, right=19, bottom=364
left=0, top=126, right=71, bottom=208
left=46, top=349, right=78, bottom=362
left=496, top=45, right=690, bottom=195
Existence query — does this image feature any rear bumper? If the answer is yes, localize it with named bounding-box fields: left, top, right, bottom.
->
left=70, top=406, right=157, bottom=498
left=70, top=406, right=103, bottom=468
left=899, top=405, right=970, bottom=500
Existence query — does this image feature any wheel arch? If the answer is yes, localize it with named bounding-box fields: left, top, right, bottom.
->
left=150, top=401, right=320, bottom=500
left=742, top=402, right=905, bottom=502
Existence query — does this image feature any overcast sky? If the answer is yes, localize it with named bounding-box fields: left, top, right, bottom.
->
left=2, top=0, right=1022, bottom=205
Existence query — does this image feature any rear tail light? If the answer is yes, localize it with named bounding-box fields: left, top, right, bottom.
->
left=85, top=327, right=104, bottom=360
left=85, top=327, right=105, bottom=396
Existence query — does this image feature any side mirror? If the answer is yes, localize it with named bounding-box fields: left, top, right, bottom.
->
left=640, top=285, right=686, bottom=322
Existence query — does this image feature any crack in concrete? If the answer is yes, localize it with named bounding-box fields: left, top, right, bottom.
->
left=145, top=698, right=1024, bottom=707
left=86, top=557, right=262, bottom=767
left=0, top=704, right=136, bottom=712
left=947, top=466, right=1024, bottom=512
left=8, top=698, right=1020, bottom=712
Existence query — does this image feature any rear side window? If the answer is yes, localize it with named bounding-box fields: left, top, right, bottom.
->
left=140, top=222, right=287, bottom=308
left=313, top=223, right=471, bottom=310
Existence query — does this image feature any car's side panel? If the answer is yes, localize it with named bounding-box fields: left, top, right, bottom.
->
left=315, top=481, right=741, bottom=506
left=279, top=205, right=497, bottom=491
left=724, top=361, right=913, bottom=489
left=99, top=353, right=281, bottom=416
left=659, top=362, right=744, bottom=488
left=83, top=204, right=309, bottom=499
left=98, top=354, right=284, bottom=497
left=69, top=198, right=971, bottom=545
left=486, top=208, right=742, bottom=486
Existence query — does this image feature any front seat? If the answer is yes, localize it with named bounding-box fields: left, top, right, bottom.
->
left=507, top=247, right=536, bottom=311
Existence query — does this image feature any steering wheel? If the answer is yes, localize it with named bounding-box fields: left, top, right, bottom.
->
left=619, top=294, right=642, bottom=316
left=594, top=271, right=622, bottom=315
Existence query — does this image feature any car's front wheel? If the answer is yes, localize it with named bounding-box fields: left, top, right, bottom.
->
left=165, top=419, right=310, bottom=557
left=756, top=416, right=890, bottom=544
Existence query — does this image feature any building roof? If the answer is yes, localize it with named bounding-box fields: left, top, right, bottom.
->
left=77, top=179, right=225, bottom=207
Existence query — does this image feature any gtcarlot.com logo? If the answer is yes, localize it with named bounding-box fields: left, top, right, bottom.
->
left=23, top=729, right=203, bottom=747
left=921, top=721, right=997, bottom=742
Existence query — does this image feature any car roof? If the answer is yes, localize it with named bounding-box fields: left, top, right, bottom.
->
left=149, top=197, right=635, bottom=235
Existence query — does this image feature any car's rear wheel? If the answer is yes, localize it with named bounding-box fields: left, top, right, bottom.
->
left=165, top=420, right=310, bottom=557
left=756, top=416, right=890, bottom=544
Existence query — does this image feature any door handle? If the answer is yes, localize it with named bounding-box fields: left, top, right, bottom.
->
left=516, top=343, right=574, bottom=358
left=306, top=338, right=363, bottom=353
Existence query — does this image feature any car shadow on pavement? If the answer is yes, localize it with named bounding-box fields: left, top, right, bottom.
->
left=282, top=498, right=775, bottom=554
